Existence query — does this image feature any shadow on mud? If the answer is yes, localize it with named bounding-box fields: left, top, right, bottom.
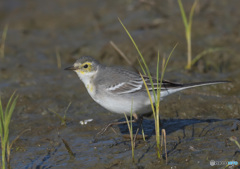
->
left=118, top=117, right=223, bottom=137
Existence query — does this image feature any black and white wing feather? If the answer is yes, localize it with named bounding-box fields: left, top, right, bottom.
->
left=102, top=67, right=229, bottom=95
left=106, top=75, right=184, bottom=95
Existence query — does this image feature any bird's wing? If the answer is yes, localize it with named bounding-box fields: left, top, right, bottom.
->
left=106, top=75, right=183, bottom=95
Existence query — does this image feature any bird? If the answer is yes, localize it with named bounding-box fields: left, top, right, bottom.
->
left=64, top=56, right=229, bottom=120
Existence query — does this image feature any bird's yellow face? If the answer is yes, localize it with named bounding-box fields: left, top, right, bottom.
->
left=75, top=61, right=94, bottom=74
left=72, top=61, right=97, bottom=95
left=64, top=57, right=99, bottom=89
left=69, top=61, right=98, bottom=85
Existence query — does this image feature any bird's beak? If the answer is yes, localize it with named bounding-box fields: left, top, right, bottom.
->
left=64, top=66, right=77, bottom=71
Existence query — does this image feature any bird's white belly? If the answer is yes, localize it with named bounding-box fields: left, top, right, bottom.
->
left=87, top=87, right=176, bottom=115
left=93, top=95, right=151, bottom=115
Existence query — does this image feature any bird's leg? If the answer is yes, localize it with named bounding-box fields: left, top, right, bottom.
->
left=95, top=119, right=137, bottom=138
left=93, top=113, right=143, bottom=143
left=132, top=113, right=138, bottom=121
left=133, top=114, right=144, bottom=147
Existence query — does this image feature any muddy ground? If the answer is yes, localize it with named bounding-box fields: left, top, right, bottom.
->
left=0, top=0, right=240, bottom=168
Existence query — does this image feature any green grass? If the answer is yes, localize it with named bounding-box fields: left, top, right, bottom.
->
left=0, top=92, right=18, bottom=169
left=139, top=47, right=176, bottom=159
left=229, top=136, right=240, bottom=149
left=178, top=0, right=198, bottom=70
left=119, top=18, right=176, bottom=160
left=124, top=103, right=134, bottom=162
left=191, top=47, right=224, bottom=66
left=61, top=138, right=75, bottom=159
left=49, top=102, right=71, bottom=126
left=178, top=1, right=227, bottom=70
left=161, top=129, right=167, bottom=164
left=0, top=25, right=8, bottom=59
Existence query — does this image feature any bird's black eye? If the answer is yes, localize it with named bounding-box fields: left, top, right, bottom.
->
left=83, top=64, right=88, bottom=68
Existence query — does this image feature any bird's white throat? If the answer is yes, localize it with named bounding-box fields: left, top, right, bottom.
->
left=75, top=70, right=97, bottom=97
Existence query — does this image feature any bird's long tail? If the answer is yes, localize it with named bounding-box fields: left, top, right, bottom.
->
left=181, top=80, right=230, bottom=89
left=160, top=80, right=230, bottom=98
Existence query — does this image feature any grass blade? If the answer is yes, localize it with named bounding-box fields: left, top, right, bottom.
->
left=229, top=136, right=240, bottom=149
left=4, top=91, right=16, bottom=121
left=139, top=73, right=156, bottom=118
left=124, top=112, right=135, bottom=162
left=0, top=96, right=4, bottom=138
left=0, top=92, right=18, bottom=169
left=7, top=128, right=31, bottom=166
left=119, top=18, right=157, bottom=102
left=6, top=95, right=18, bottom=126
left=178, top=0, right=198, bottom=70
left=3, top=94, right=18, bottom=157
left=49, top=108, right=66, bottom=126
left=4, top=95, right=18, bottom=142
left=191, top=47, right=224, bottom=66
left=188, top=0, right=198, bottom=33
left=124, top=99, right=135, bottom=162
left=9, top=128, right=31, bottom=151
left=56, top=47, right=62, bottom=69
left=64, top=102, right=71, bottom=120
left=61, top=138, right=75, bottom=159
left=162, top=44, right=178, bottom=76
left=119, top=18, right=176, bottom=161
left=0, top=24, right=8, bottom=58
left=118, top=18, right=146, bottom=75
left=178, top=0, right=188, bottom=30
left=156, top=51, right=160, bottom=104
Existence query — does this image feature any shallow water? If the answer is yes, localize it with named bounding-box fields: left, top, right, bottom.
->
left=0, top=0, right=240, bottom=168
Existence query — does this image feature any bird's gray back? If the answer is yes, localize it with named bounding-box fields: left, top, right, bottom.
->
left=94, top=66, right=140, bottom=86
